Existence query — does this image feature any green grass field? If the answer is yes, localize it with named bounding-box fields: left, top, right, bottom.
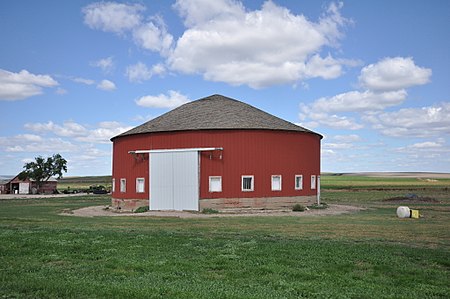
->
left=1, top=175, right=449, bottom=298
left=321, top=173, right=450, bottom=190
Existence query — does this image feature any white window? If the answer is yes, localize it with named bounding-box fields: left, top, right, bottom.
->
left=241, top=175, right=254, bottom=192
left=271, top=175, right=282, bottom=191
left=112, top=178, right=115, bottom=193
left=209, top=176, right=222, bottom=192
left=295, top=175, right=303, bottom=190
left=120, top=178, right=126, bottom=193
left=311, top=175, right=316, bottom=190
left=136, top=178, right=145, bottom=193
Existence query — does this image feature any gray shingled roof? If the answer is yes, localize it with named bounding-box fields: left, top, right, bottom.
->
left=112, top=94, right=322, bottom=140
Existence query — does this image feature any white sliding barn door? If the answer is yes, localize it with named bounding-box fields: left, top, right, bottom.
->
left=149, top=151, right=199, bottom=211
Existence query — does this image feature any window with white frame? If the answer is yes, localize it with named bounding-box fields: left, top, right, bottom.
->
left=209, top=176, right=222, bottom=192
left=271, top=175, right=282, bottom=191
left=120, top=178, right=126, bottom=192
left=136, top=178, right=145, bottom=193
left=241, top=175, right=254, bottom=191
left=112, top=178, right=115, bottom=193
left=295, top=175, right=303, bottom=190
left=311, top=175, right=316, bottom=190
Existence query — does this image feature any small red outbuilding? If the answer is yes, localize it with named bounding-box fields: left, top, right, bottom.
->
left=111, top=94, right=322, bottom=211
left=1, top=175, right=57, bottom=194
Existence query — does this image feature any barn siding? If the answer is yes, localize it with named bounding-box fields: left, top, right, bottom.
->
left=112, top=129, right=320, bottom=205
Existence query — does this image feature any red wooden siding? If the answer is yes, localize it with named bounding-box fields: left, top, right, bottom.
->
left=112, top=129, right=320, bottom=200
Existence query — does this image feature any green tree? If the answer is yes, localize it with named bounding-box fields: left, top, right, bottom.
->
left=18, top=154, right=67, bottom=193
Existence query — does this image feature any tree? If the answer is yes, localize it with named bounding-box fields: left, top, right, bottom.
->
left=18, top=154, right=67, bottom=193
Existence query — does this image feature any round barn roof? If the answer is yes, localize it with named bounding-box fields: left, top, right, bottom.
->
left=112, top=94, right=322, bottom=140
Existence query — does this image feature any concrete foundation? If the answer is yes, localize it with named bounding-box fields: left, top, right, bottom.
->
left=112, top=195, right=316, bottom=212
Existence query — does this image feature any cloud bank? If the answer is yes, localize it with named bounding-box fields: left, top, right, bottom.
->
left=299, top=57, right=434, bottom=133
left=83, top=0, right=356, bottom=88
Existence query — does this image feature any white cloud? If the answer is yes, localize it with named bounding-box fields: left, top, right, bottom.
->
left=82, top=1, right=355, bottom=88
left=395, top=139, right=450, bottom=163
left=365, top=103, right=450, bottom=138
left=0, top=134, right=77, bottom=154
left=17, top=134, right=43, bottom=142
left=303, top=54, right=347, bottom=80
left=0, top=135, right=114, bottom=176
left=151, top=63, right=166, bottom=76
left=24, top=121, right=54, bottom=132
left=321, top=148, right=337, bottom=158
left=136, top=90, right=190, bottom=108
left=126, top=62, right=151, bottom=82
left=83, top=2, right=173, bottom=56
left=21, top=158, right=35, bottom=164
left=25, top=121, right=87, bottom=137
left=75, top=146, right=111, bottom=161
left=132, top=114, right=155, bottom=122
left=173, top=0, right=245, bottom=27
left=132, top=18, right=173, bottom=55
left=90, top=56, right=115, bottom=74
left=97, top=79, right=116, bottom=91
left=323, top=142, right=354, bottom=149
left=408, top=141, right=443, bottom=149
left=23, top=120, right=132, bottom=144
left=333, top=134, right=362, bottom=142
left=310, top=89, right=408, bottom=113
left=125, top=62, right=166, bottom=83
left=298, top=56, right=433, bottom=130
left=0, top=69, right=58, bottom=100
left=299, top=104, right=363, bottom=130
left=322, top=114, right=363, bottom=130
left=76, top=121, right=133, bottom=143
left=0, top=121, right=128, bottom=175
left=322, top=134, right=365, bottom=156
left=55, top=88, right=67, bottom=95
left=82, top=2, right=145, bottom=34
left=359, top=57, right=431, bottom=91
left=6, top=145, right=25, bottom=152
left=73, top=77, right=95, bottom=85
left=169, top=0, right=352, bottom=88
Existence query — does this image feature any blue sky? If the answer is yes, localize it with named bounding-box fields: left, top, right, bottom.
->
left=1, top=0, right=449, bottom=176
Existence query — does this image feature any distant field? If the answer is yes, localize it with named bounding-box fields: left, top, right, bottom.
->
left=1, top=174, right=448, bottom=298
left=324, top=172, right=450, bottom=179
left=56, top=173, right=450, bottom=190
left=58, top=176, right=112, bottom=191
left=321, top=173, right=450, bottom=190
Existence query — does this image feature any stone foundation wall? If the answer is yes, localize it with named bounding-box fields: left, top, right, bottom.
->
left=112, top=195, right=317, bottom=212
left=111, top=198, right=148, bottom=212
left=199, top=196, right=317, bottom=210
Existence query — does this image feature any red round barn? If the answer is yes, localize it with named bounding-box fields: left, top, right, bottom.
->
left=110, top=94, right=322, bottom=211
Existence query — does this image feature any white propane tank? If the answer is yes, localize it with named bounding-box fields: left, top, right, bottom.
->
left=396, top=206, right=410, bottom=218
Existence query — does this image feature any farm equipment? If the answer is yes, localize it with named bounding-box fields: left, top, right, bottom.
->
left=63, top=187, right=79, bottom=194
left=86, top=185, right=109, bottom=194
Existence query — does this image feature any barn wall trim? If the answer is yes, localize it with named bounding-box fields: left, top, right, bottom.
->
left=129, top=147, right=223, bottom=154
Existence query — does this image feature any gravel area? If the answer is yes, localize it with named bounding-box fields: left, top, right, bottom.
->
left=62, top=204, right=365, bottom=218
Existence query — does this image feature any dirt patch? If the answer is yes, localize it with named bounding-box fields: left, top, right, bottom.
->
left=62, top=204, right=365, bottom=218
left=383, top=194, right=440, bottom=203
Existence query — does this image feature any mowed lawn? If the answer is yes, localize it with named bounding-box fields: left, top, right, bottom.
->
left=0, top=176, right=449, bottom=298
